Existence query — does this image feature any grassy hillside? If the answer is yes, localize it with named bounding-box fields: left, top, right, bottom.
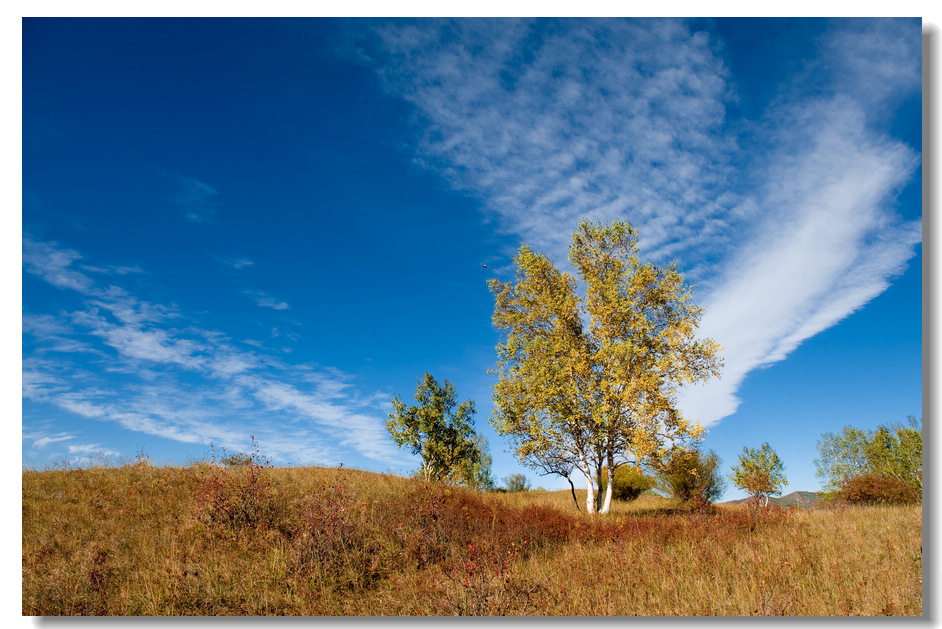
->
left=724, top=491, right=822, bottom=509
left=22, top=462, right=922, bottom=615
left=775, top=491, right=822, bottom=508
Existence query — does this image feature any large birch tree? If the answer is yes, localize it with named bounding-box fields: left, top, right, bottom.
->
left=488, top=220, right=722, bottom=513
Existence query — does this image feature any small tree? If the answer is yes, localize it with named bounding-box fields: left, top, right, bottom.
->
left=387, top=373, right=483, bottom=486
left=730, top=443, right=786, bottom=507
left=656, top=448, right=726, bottom=506
left=814, top=426, right=870, bottom=492
left=864, top=418, right=922, bottom=491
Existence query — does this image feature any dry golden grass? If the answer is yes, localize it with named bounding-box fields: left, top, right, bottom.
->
left=22, top=462, right=922, bottom=616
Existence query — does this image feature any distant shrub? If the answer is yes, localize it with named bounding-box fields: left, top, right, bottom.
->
left=221, top=452, right=253, bottom=467
left=503, top=474, right=530, bottom=493
left=657, top=449, right=727, bottom=507
left=836, top=473, right=921, bottom=505
left=600, top=466, right=656, bottom=502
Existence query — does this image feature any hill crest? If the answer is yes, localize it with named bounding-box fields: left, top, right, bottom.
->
left=723, top=491, right=821, bottom=508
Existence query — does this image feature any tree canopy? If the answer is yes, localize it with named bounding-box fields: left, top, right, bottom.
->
left=488, top=219, right=722, bottom=513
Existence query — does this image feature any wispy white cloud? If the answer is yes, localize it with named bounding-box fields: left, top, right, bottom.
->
left=214, top=255, right=255, bottom=269
left=823, top=18, right=922, bottom=115
left=168, top=174, right=218, bottom=224
left=60, top=441, right=123, bottom=466
left=88, top=289, right=178, bottom=326
left=356, top=19, right=741, bottom=268
left=23, top=237, right=94, bottom=293
left=244, top=290, right=289, bottom=310
left=92, top=322, right=208, bottom=370
left=22, top=366, right=71, bottom=400
left=678, top=98, right=920, bottom=424
left=22, top=240, right=177, bottom=327
left=25, top=431, right=76, bottom=449
left=79, top=263, right=144, bottom=276
left=350, top=17, right=921, bottom=427
left=22, top=238, right=403, bottom=467
left=68, top=442, right=121, bottom=457
left=247, top=378, right=401, bottom=461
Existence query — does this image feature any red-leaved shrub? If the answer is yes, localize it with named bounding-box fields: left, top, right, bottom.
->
left=836, top=473, right=920, bottom=505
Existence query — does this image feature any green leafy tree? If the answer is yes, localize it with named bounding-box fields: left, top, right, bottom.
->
left=816, top=416, right=921, bottom=499
left=655, top=448, right=726, bottom=506
left=387, top=373, right=483, bottom=486
left=814, top=426, right=870, bottom=492
left=730, top=443, right=786, bottom=507
left=893, top=417, right=923, bottom=492
left=865, top=418, right=922, bottom=491
left=489, top=220, right=722, bottom=514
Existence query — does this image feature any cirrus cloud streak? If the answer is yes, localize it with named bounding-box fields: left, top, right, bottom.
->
left=22, top=238, right=404, bottom=467
left=347, top=17, right=922, bottom=426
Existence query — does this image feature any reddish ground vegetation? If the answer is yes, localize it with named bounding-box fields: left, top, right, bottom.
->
left=22, top=462, right=922, bottom=615
left=836, top=473, right=921, bottom=505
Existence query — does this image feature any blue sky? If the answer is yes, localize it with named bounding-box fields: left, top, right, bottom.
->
left=20, top=17, right=924, bottom=499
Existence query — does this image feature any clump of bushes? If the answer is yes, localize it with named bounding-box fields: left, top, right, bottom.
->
left=815, top=416, right=922, bottom=502
left=600, top=465, right=656, bottom=502
left=655, top=449, right=726, bottom=507
left=835, top=473, right=921, bottom=505
left=502, top=473, right=530, bottom=493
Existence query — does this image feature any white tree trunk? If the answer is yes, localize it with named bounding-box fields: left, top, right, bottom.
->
left=578, top=452, right=595, bottom=513
left=584, top=472, right=596, bottom=513
left=600, top=464, right=614, bottom=514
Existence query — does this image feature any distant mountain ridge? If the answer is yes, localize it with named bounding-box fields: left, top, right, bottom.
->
left=722, top=491, right=821, bottom=508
